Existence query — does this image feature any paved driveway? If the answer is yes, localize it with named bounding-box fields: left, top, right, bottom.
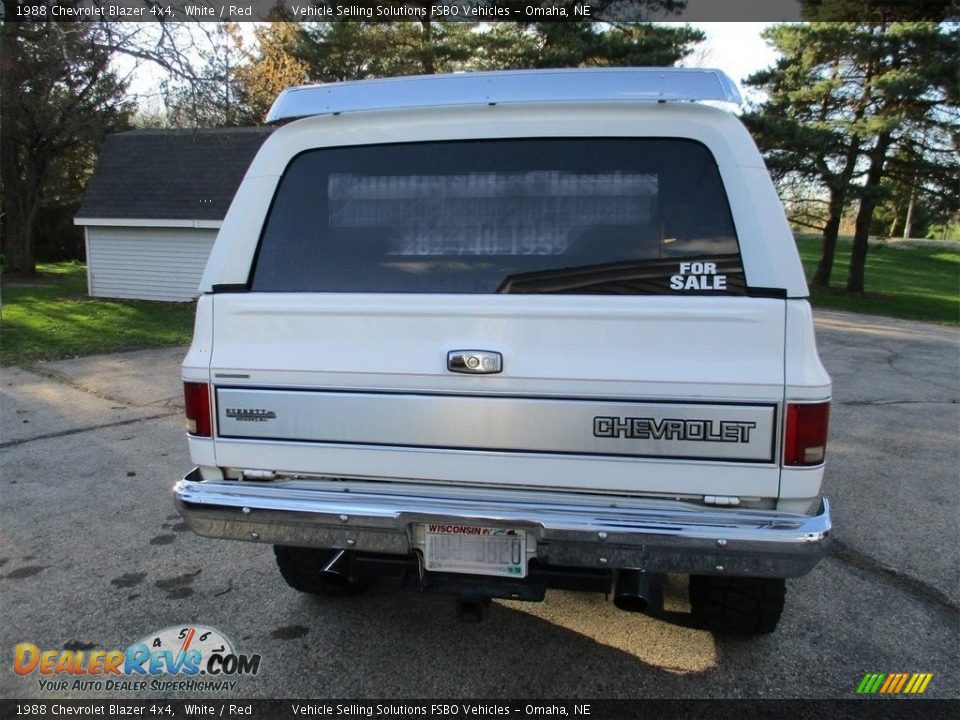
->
left=1, top=311, right=957, bottom=699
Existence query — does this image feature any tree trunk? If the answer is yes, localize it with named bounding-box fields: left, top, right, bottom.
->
left=812, top=186, right=845, bottom=287
left=0, top=134, right=38, bottom=276
left=888, top=207, right=901, bottom=237
left=903, top=185, right=917, bottom=239
left=812, top=132, right=863, bottom=287
left=847, top=132, right=894, bottom=293
left=812, top=188, right=843, bottom=288
left=2, top=207, right=37, bottom=276
left=811, top=62, right=844, bottom=289
left=812, top=47, right=878, bottom=288
left=419, top=13, right=435, bottom=75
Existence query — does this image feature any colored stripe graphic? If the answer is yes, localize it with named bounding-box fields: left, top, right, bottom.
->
left=857, top=673, right=932, bottom=695
left=879, top=674, right=897, bottom=693
left=890, top=673, right=906, bottom=693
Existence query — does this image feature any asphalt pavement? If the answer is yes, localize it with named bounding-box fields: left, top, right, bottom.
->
left=1, top=312, right=957, bottom=700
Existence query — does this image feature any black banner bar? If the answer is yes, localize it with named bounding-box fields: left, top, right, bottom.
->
left=4, top=1, right=957, bottom=24
left=1, top=700, right=959, bottom=719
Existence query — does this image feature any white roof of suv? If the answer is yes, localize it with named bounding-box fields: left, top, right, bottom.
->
left=265, top=67, right=743, bottom=122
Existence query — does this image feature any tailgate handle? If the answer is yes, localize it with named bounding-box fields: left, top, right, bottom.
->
left=447, top=350, right=502, bottom=375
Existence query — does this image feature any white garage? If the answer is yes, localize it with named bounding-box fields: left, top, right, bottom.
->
left=75, top=127, right=272, bottom=301
left=80, top=222, right=219, bottom=301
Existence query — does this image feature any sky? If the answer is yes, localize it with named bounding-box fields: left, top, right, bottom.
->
left=690, top=23, right=776, bottom=86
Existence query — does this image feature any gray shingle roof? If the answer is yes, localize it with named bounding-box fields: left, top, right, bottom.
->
left=77, top=127, right=273, bottom=221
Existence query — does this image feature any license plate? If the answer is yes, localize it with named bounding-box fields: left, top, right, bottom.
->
left=423, top=524, right=527, bottom=578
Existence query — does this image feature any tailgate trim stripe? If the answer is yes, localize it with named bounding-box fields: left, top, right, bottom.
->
left=215, top=387, right=778, bottom=464
left=214, top=384, right=780, bottom=406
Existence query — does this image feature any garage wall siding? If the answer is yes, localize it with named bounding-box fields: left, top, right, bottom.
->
left=87, top=226, right=218, bottom=301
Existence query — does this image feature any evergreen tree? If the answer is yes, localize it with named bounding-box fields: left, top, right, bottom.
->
left=744, top=22, right=957, bottom=291
left=842, top=23, right=957, bottom=292
left=242, top=16, right=703, bottom=91
left=478, top=21, right=703, bottom=70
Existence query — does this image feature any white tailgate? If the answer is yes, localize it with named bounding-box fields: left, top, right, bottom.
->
left=207, top=293, right=784, bottom=498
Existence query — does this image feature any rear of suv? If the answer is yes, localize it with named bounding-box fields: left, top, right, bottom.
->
left=176, top=68, right=831, bottom=634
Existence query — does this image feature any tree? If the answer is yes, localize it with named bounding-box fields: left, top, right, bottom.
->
left=279, top=20, right=481, bottom=83
left=242, top=14, right=703, bottom=93
left=743, top=22, right=958, bottom=292
left=743, top=24, right=878, bottom=288
left=235, top=22, right=309, bottom=122
left=487, top=0, right=694, bottom=68
left=869, top=113, right=959, bottom=239
left=477, top=21, right=703, bottom=70
left=0, top=22, right=132, bottom=276
left=162, top=23, right=256, bottom=127
left=842, top=23, right=957, bottom=292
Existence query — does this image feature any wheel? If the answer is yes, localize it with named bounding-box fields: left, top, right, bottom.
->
left=689, top=575, right=786, bottom=635
left=273, top=546, right=375, bottom=596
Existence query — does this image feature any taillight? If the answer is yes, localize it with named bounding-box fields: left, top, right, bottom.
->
left=783, top=402, right=830, bottom=466
left=183, top=382, right=211, bottom=437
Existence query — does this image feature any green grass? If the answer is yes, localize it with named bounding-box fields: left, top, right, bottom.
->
left=1, top=262, right=195, bottom=366
left=795, top=236, right=960, bottom=324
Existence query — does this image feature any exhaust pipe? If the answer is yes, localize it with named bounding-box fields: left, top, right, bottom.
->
left=613, top=569, right=663, bottom=615
left=321, top=550, right=352, bottom=588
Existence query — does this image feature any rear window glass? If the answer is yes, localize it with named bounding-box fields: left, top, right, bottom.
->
left=251, top=138, right=744, bottom=294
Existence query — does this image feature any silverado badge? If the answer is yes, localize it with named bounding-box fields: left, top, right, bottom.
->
left=225, top=408, right=277, bottom=422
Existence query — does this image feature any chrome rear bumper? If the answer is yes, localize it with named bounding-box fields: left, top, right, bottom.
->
left=175, top=469, right=830, bottom=578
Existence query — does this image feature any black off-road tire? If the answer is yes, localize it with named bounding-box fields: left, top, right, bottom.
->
left=273, top=546, right=375, bottom=597
left=689, top=575, right=786, bottom=635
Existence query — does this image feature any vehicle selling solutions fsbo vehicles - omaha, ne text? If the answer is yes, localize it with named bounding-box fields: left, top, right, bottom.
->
left=175, top=68, right=832, bottom=634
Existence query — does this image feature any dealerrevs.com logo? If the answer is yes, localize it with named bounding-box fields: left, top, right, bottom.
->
left=13, top=625, right=261, bottom=692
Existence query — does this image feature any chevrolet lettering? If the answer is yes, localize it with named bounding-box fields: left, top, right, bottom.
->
left=176, top=69, right=832, bottom=634
left=593, top=417, right=757, bottom=443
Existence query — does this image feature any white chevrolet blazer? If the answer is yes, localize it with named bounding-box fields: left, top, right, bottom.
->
left=176, top=68, right=831, bottom=634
